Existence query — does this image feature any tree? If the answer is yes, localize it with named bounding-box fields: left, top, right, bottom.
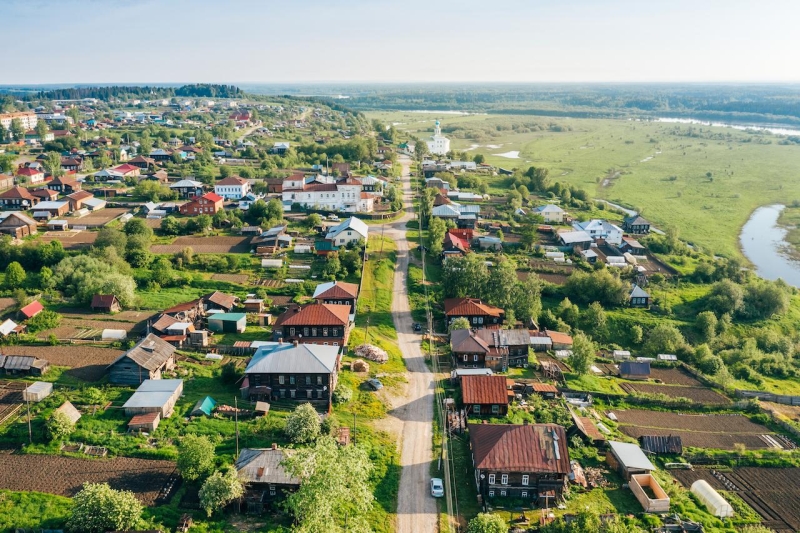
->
left=643, top=323, right=686, bottom=356
left=467, top=513, right=507, bottom=533
left=473, top=153, right=485, bottom=164
left=27, top=309, right=61, bottom=333
left=306, top=212, right=322, bottom=228
left=285, top=403, right=321, bottom=444
left=199, top=468, right=244, bottom=517
left=428, top=216, right=447, bottom=257
left=511, top=274, right=543, bottom=324
left=630, top=324, right=643, bottom=344
left=695, top=311, right=718, bottom=343
left=449, top=316, right=471, bottom=332
left=705, top=279, right=744, bottom=316
left=4, top=261, right=26, bottom=288
left=94, top=228, right=127, bottom=252
left=10, top=118, right=24, bottom=141
left=580, top=302, right=607, bottom=338
left=123, top=218, right=153, bottom=239
left=160, top=216, right=182, bottom=236
left=568, top=331, right=596, bottom=375
left=284, top=437, right=374, bottom=533
left=323, top=252, right=342, bottom=279
left=525, top=165, right=550, bottom=192
left=564, top=269, right=629, bottom=307
left=46, top=410, right=75, bottom=441
left=442, top=253, right=489, bottom=299
left=194, top=214, right=212, bottom=234
left=35, top=119, right=49, bottom=141
left=45, top=151, right=64, bottom=178
left=66, top=106, right=80, bottom=124
left=177, top=434, right=216, bottom=482
left=66, top=482, right=142, bottom=533
left=485, top=257, right=518, bottom=311
left=741, top=280, right=790, bottom=319
left=266, top=198, right=284, bottom=222
left=150, top=257, right=174, bottom=287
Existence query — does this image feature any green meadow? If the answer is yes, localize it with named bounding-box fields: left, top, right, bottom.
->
left=369, top=111, right=800, bottom=259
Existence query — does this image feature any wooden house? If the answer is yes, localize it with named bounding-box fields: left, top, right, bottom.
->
left=178, top=192, right=223, bottom=215
left=163, top=299, right=204, bottom=322
left=18, top=301, right=44, bottom=320
left=629, top=285, right=650, bottom=308
left=461, top=375, right=509, bottom=416
left=469, top=423, right=570, bottom=505
left=272, top=304, right=350, bottom=347
left=0, top=212, right=37, bottom=239
left=203, top=291, right=238, bottom=312
left=47, top=175, right=80, bottom=194
left=107, top=334, right=176, bottom=385
left=236, top=446, right=301, bottom=513
left=1, top=355, right=49, bottom=376
left=242, top=342, right=340, bottom=408
left=91, top=294, right=121, bottom=313
left=0, top=186, right=39, bottom=210
left=444, top=298, right=504, bottom=329
left=622, top=214, right=651, bottom=235
left=312, top=281, right=359, bottom=312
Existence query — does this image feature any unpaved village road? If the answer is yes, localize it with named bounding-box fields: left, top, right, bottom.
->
left=386, top=155, right=438, bottom=533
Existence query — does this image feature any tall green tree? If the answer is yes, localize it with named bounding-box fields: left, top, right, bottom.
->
left=5, top=261, right=26, bottom=289
left=45, top=151, right=65, bottom=178
left=199, top=469, right=244, bottom=517
left=66, top=483, right=142, bottom=533
left=428, top=216, right=447, bottom=257
left=177, top=435, right=216, bottom=482
left=467, top=513, right=507, bottom=533
left=285, top=403, right=321, bottom=444
left=284, top=437, right=374, bottom=533
left=568, top=331, right=596, bottom=375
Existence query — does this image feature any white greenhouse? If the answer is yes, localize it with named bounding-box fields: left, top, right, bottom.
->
left=691, top=480, right=734, bottom=518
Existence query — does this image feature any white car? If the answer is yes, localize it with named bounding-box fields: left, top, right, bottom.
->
left=430, top=477, right=444, bottom=498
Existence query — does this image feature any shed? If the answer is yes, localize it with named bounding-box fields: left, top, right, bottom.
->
left=261, top=259, right=283, bottom=268
left=19, top=301, right=44, bottom=320
left=23, top=381, right=53, bottom=402
left=691, top=480, right=734, bottom=518
left=531, top=383, right=559, bottom=399
left=191, top=396, right=217, bottom=417
left=619, top=361, right=651, bottom=380
left=529, top=336, right=552, bottom=352
left=47, top=219, right=69, bottom=231
left=606, top=441, right=656, bottom=479
left=102, top=329, right=127, bottom=341
left=639, top=435, right=683, bottom=455
left=254, top=401, right=270, bottom=416
left=92, top=294, right=121, bottom=313
left=630, top=473, right=670, bottom=513
left=208, top=313, right=246, bottom=333
left=123, top=379, right=184, bottom=418
left=2, top=355, right=49, bottom=376
left=55, top=401, right=81, bottom=424
left=657, top=354, right=678, bottom=362
left=128, top=412, right=161, bottom=432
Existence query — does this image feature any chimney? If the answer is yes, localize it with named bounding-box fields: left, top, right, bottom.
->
left=278, top=338, right=283, bottom=344
left=271, top=442, right=278, bottom=450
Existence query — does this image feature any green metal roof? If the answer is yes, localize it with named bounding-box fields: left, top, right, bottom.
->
left=208, top=312, right=246, bottom=322
left=191, top=396, right=217, bottom=416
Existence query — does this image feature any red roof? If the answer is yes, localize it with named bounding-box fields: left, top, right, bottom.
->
left=443, top=232, right=469, bottom=252
left=30, top=188, right=58, bottom=199
left=274, top=303, right=350, bottom=327
left=462, top=375, right=508, bottom=405
left=113, top=164, right=139, bottom=173
left=531, top=383, right=559, bottom=393
left=314, top=281, right=359, bottom=300
left=469, top=423, right=570, bottom=474
left=444, top=298, right=504, bottom=318
left=91, top=294, right=119, bottom=308
left=67, top=190, right=93, bottom=201
left=202, top=192, right=223, bottom=202
left=545, top=329, right=573, bottom=346
left=16, top=167, right=43, bottom=177
left=0, top=186, right=35, bottom=200
left=216, top=176, right=248, bottom=186
left=19, top=301, right=44, bottom=319
left=128, top=412, right=160, bottom=426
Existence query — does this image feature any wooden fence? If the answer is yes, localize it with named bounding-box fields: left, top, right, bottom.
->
left=735, top=389, right=800, bottom=406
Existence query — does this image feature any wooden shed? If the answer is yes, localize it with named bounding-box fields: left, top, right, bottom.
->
left=128, top=412, right=161, bottom=433
left=630, top=473, right=670, bottom=513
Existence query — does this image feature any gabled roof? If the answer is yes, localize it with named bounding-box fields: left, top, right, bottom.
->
left=558, top=230, right=593, bottom=244
left=55, top=401, right=81, bottom=424
left=91, top=294, right=119, bottom=308
left=444, top=298, right=504, bottom=318
left=110, top=333, right=175, bottom=371
left=545, top=329, right=573, bottom=346
left=312, top=281, right=359, bottom=300
left=163, top=298, right=202, bottom=314
left=630, top=285, right=650, bottom=299
left=49, top=175, right=77, bottom=185
left=245, top=342, right=339, bottom=374
left=19, top=301, right=44, bottom=319
left=0, top=186, right=35, bottom=200
left=16, top=167, right=43, bottom=176
left=1, top=212, right=36, bottom=226
left=204, top=291, right=237, bottom=309
left=462, top=375, right=508, bottom=405
left=122, top=379, right=183, bottom=409
left=113, top=164, right=139, bottom=173
left=443, top=232, right=468, bottom=252
left=621, top=236, right=645, bottom=249
left=201, top=192, right=223, bottom=202
left=274, top=304, right=350, bottom=327
left=475, top=329, right=532, bottom=347
left=623, top=214, right=650, bottom=226
left=469, top=423, right=570, bottom=473
left=325, top=217, right=368, bottom=240
left=170, top=179, right=203, bottom=188
left=67, top=190, right=93, bottom=201
left=533, top=204, right=565, bottom=213
left=236, top=447, right=300, bottom=485
left=450, top=329, right=490, bottom=354
left=216, top=175, right=249, bottom=186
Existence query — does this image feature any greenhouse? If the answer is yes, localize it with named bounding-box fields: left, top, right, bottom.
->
left=691, top=480, right=734, bottom=518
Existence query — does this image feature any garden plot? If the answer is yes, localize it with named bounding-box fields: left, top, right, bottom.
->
left=74, top=207, right=131, bottom=227
left=613, top=409, right=782, bottom=450
left=672, top=467, right=800, bottom=533
left=0, top=382, right=24, bottom=426
left=0, top=452, right=176, bottom=506
left=151, top=236, right=251, bottom=254
left=648, top=367, right=706, bottom=387
left=39, top=230, right=98, bottom=249
left=211, top=273, right=250, bottom=284
left=0, top=298, right=15, bottom=314
left=619, top=382, right=730, bottom=404
left=1, top=345, right=122, bottom=382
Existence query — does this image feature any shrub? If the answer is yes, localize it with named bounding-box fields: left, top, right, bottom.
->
left=285, top=403, right=321, bottom=443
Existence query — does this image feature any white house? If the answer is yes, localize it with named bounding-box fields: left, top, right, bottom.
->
left=214, top=175, right=251, bottom=200
left=282, top=175, right=374, bottom=213
left=426, top=120, right=451, bottom=155
left=532, top=204, right=566, bottom=224
left=325, top=217, right=369, bottom=247
left=572, top=219, right=624, bottom=245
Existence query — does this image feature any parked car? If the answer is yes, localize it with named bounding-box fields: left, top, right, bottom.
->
left=430, top=478, right=444, bottom=497
left=366, top=378, right=383, bottom=391
left=328, top=214, right=340, bottom=221
left=413, top=323, right=422, bottom=332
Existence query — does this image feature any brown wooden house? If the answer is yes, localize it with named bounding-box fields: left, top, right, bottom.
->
left=444, top=298, right=504, bottom=329
left=92, top=294, right=121, bottom=313
left=0, top=186, right=39, bottom=210
left=272, top=304, right=350, bottom=347
left=0, top=212, right=37, bottom=239
left=312, top=281, right=359, bottom=313
left=461, top=375, right=509, bottom=416
left=242, top=342, right=340, bottom=408
left=469, top=423, right=570, bottom=505
left=66, top=190, right=94, bottom=211
left=47, top=175, right=80, bottom=194
left=107, top=334, right=176, bottom=385
left=236, top=446, right=301, bottom=513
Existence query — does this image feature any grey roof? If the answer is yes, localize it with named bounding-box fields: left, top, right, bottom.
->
left=476, top=329, right=532, bottom=347
left=122, top=379, right=183, bottom=409
left=325, top=217, right=368, bottom=240
left=558, top=230, right=593, bottom=244
left=533, top=204, right=565, bottom=213
left=110, top=333, right=175, bottom=371
left=581, top=249, right=598, bottom=258
left=245, top=343, right=339, bottom=374
left=619, top=361, right=651, bottom=376
left=55, top=401, right=81, bottom=424
left=624, top=214, right=650, bottom=226
left=2, top=355, right=36, bottom=371
left=630, top=285, right=650, bottom=299
left=607, top=441, right=656, bottom=471
left=236, top=448, right=300, bottom=485
left=262, top=225, right=287, bottom=238
left=170, top=179, right=202, bottom=188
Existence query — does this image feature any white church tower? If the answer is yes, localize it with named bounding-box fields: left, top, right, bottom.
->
left=426, top=119, right=451, bottom=155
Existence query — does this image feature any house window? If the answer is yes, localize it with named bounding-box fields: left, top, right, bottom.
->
left=479, top=317, right=484, bottom=324
left=473, top=405, right=480, bottom=414
left=323, top=328, right=328, bottom=336
left=500, top=490, right=507, bottom=497
left=472, top=317, right=478, bottom=324
left=307, top=390, right=312, bottom=398
left=280, top=389, right=286, bottom=397
left=488, top=474, right=495, bottom=484
left=304, top=328, right=310, bottom=336
left=473, top=354, right=479, bottom=362
left=491, top=405, right=499, bottom=414
left=521, top=491, right=528, bottom=499
left=501, top=474, right=508, bottom=485
left=522, top=475, right=529, bottom=486
left=270, top=487, right=276, bottom=496
left=488, top=490, right=495, bottom=497
left=312, top=328, right=318, bottom=336
left=290, top=390, right=296, bottom=398
left=279, top=375, right=285, bottom=385
left=463, top=355, right=468, bottom=362
left=289, top=327, right=295, bottom=336
left=305, top=376, right=311, bottom=385
left=317, top=376, right=323, bottom=385
left=290, top=376, right=295, bottom=385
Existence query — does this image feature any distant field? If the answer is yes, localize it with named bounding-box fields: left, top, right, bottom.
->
left=369, top=111, right=800, bottom=258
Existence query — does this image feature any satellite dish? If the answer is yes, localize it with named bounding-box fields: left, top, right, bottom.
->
left=323, top=386, right=328, bottom=391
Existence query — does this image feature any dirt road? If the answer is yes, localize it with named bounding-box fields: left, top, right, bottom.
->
left=386, top=155, right=438, bottom=533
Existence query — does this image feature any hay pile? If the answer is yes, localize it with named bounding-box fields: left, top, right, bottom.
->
left=354, top=344, right=389, bottom=364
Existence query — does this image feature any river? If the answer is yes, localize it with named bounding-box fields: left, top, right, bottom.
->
left=656, top=117, right=800, bottom=136
left=740, top=204, right=800, bottom=287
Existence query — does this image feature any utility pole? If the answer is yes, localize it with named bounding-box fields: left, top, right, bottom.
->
left=364, top=305, right=371, bottom=345
left=26, top=392, right=32, bottom=445
left=234, top=396, right=239, bottom=457
left=353, top=413, right=356, bottom=445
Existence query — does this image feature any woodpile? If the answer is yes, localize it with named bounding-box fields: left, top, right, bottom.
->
left=354, top=344, right=388, bottom=364
left=352, top=359, right=370, bottom=373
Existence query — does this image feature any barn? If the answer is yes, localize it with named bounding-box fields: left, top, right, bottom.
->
left=208, top=313, right=247, bottom=333
left=107, top=334, right=176, bottom=385
left=122, top=379, right=184, bottom=418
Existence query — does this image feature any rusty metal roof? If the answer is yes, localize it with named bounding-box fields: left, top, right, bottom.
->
left=462, top=375, right=508, bottom=405
left=469, top=423, right=570, bottom=474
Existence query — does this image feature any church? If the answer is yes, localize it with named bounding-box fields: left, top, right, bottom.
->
left=426, top=120, right=451, bottom=155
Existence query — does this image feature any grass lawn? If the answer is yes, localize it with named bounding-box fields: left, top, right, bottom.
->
left=0, top=490, right=72, bottom=532
left=564, top=373, right=626, bottom=395
left=369, top=111, right=800, bottom=259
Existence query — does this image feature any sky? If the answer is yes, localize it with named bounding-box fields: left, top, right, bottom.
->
left=1, top=0, right=799, bottom=85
